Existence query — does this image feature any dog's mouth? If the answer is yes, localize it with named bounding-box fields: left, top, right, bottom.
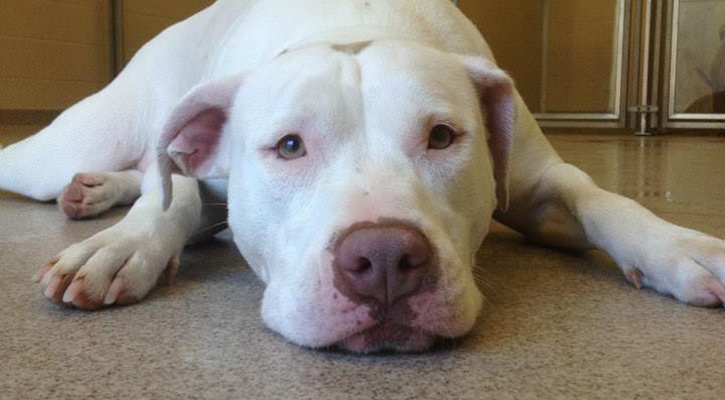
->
left=335, top=320, right=436, bottom=353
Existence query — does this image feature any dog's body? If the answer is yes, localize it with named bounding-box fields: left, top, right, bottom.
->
left=1, top=0, right=723, bottom=353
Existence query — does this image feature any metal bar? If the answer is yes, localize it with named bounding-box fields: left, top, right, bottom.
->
left=107, top=0, right=114, bottom=80
left=628, top=0, right=643, bottom=129
left=110, top=0, right=125, bottom=77
left=648, top=0, right=664, bottom=131
left=538, top=120, right=625, bottom=129
left=667, top=0, right=679, bottom=121
left=671, top=113, right=725, bottom=120
left=660, top=0, right=673, bottom=128
left=613, top=0, right=628, bottom=121
left=666, top=120, right=725, bottom=129
left=534, top=113, right=620, bottom=120
left=540, top=0, right=549, bottom=113
left=636, top=0, right=653, bottom=135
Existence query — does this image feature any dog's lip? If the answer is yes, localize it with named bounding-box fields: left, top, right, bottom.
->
left=335, top=319, right=436, bottom=353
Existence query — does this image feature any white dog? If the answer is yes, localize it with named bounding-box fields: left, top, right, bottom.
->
left=1, top=0, right=723, bottom=353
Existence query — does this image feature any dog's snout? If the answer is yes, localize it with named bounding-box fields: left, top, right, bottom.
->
left=334, top=222, right=435, bottom=307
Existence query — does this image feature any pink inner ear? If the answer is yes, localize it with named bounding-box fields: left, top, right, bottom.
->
left=481, top=82, right=514, bottom=211
left=167, top=108, right=226, bottom=177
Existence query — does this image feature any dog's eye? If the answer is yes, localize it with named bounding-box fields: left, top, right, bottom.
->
left=276, top=134, right=306, bottom=160
left=428, top=124, right=456, bottom=150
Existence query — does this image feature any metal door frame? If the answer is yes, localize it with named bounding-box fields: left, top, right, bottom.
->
left=659, top=0, right=725, bottom=130
left=534, top=0, right=632, bottom=129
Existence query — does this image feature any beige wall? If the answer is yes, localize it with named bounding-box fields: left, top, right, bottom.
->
left=0, top=0, right=214, bottom=112
left=544, top=0, right=618, bottom=113
left=122, top=0, right=215, bottom=65
left=0, top=0, right=215, bottom=144
left=461, top=0, right=619, bottom=114
left=0, top=0, right=111, bottom=110
left=460, top=0, right=543, bottom=112
left=1, top=1, right=622, bottom=116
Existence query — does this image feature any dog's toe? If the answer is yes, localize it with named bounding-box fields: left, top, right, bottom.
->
left=104, top=277, right=140, bottom=306
left=63, top=278, right=105, bottom=310
left=32, top=259, right=57, bottom=283
left=73, top=173, right=105, bottom=187
left=626, top=231, right=725, bottom=308
left=57, top=173, right=115, bottom=219
left=33, top=230, right=180, bottom=310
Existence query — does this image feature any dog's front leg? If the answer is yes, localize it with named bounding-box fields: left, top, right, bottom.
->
left=498, top=162, right=725, bottom=307
left=33, top=172, right=203, bottom=310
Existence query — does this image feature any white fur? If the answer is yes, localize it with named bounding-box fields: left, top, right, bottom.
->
left=2, top=0, right=724, bottom=352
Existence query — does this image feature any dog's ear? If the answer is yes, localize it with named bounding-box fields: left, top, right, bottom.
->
left=457, top=56, right=515, bottom=212
left=157, top=74, right=245, bottom=209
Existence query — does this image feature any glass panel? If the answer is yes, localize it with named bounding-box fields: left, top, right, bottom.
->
left=538, top=0, right=624, bottom=115
left=672, top=0, right=725, bottom=116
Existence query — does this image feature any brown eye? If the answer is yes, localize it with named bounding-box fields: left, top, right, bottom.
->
left=276, top=134, right=306, bottom=160
left=428, top=124, right=456, bottom=150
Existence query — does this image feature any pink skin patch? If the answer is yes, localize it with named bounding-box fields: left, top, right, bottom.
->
left=310, top=252, right=376, bottom=344
left=167, top=108, right=226, bottom=176
left=407, top=282, right=478, bottom=339
left=62, top=277, right=108, bottom=310
left=314, top=285, right=374, bottom=345
left=408, top=292, right=447, bottom=329
left=626, top=268, right=644, bottom=290
left=135, top=152, right=154, bottom=173
left=708, top=280, right=725, bottom=304
left=57, top=174, right=105, bottom=219
left=691, top=278, right=725, bottom=307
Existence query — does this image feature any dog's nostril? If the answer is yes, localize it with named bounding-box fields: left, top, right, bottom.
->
left=350, top=257, right=372, bottom=272
left=398, top=254, right=421, bottom=272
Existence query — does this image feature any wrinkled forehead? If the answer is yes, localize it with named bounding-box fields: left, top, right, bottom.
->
left=357, top=41, right=472, bottom=97
left=354, top=41, right=482, bottom=127
left=241, top=46, right=361, bottom=112
left=237, top=40, right=480, bottom=129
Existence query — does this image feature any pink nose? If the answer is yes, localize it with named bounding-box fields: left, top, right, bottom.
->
left=333, top=222, right=435, bottom=308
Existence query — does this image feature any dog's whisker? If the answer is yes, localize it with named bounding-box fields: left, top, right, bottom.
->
left=480, top=292, right=493, bottom=308
left=471, top=267, right=494, bottom=291
left=194, top=220, right=229, bottom=236
left=472, top=274, right=493, bottom=287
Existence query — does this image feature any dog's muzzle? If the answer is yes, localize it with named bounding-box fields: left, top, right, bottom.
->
left=331, top=220, right=440, bottom=351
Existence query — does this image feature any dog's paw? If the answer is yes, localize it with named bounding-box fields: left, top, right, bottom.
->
left=57, top=173, right=119, bottom=219
left=32, top=228, right=179, bottom=310
left=621, top=227, right=725, bottom=307
left=57, top=171, right=141, bottom=219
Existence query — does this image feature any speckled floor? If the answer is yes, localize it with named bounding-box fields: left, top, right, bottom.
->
left=1, top=134, right=724, bottom=399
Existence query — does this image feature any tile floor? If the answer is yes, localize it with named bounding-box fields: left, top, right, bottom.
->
left=1, top=133, right=724, bottom=399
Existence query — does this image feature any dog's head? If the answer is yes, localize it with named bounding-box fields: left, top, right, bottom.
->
left=157, top=40, right=515, bottom=352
